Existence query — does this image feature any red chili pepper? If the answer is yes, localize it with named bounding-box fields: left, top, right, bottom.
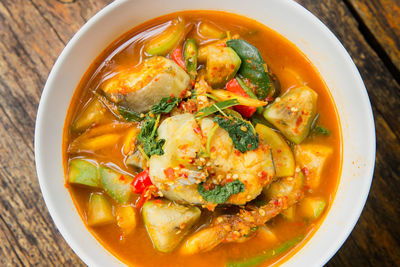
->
left=135, top=186, right=158, bottom=210
left=131, top=169, right=152, bottom=194
left=171, top=47, right=186, bottom=70
left=225, top=78, right=256, bottom=118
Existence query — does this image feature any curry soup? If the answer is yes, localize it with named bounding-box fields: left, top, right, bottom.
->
left=63, top=10, right=342, bottom=267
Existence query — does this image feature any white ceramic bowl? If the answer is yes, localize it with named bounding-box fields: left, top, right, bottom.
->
left=35, top=0, right=376, bottom=266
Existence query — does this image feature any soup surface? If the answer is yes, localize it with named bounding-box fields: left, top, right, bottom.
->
left=63, top=10, right=342, bottom=267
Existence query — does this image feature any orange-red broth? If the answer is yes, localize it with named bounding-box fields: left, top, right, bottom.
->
left=63, top=11, right=342, bottom=267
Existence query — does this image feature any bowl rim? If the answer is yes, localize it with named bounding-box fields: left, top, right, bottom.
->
left=35, top=0, right=376, bottom=266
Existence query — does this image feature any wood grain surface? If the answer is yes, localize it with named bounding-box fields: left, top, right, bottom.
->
left=0, top=0, right=398, bottom=266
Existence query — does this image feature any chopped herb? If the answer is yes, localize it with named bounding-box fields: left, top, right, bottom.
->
left=118, top=106, right=143, bottom=122
left=198, top=180, right=245, bottom=204
left=137, top=97, right=181, bottom=157
left=150, top=96, right=180, bottom=114
left=138, top=114, right=165, bottom=157
left=214, top=116, right=259, bottom=153
left=195, top=99, right=239, bottom=119
left=311, top=126, right=330, bottom=136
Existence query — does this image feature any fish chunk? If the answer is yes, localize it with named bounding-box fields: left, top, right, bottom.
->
left=102, top=56, right=190, bottom=113
left=148, top=114, right=275, bottom=205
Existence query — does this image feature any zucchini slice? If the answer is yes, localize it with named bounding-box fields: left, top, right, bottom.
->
left=263, top=86, right=318, bottom=144
left=299, top=197, right=326, bottom=220
left=99, top=166, right=133, bottom=204
left=87, top=193, right=114, bottom=227
left=71, top=99, right=105, bottom=132
left=206, top=46, right=241, bottom=88
left=68, top=159, right=100, bottom=188
left=255, top=124, right=295, bottom=177
left=142, top=199, right=201, bottom=252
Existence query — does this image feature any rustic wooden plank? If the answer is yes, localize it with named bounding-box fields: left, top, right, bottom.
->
left=297, top=0, right=400, bottom=140
left=295, top=0, right=400, bottom=266
left=347, top=0, right=400, bottom=73
left=0, top=0, right=109, bottom=266
left=0, top=0, right=399, bottom=266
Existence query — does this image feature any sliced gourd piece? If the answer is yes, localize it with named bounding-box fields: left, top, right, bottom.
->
left=99, top=166, right=133, bottom=204
left=116, top=205, right=137, bottom=235
left=206, top=46, right=241, bottom=88
left=299, top=197, right=326, bottom=220
left=264, top=171, right=304, bottom=203
left=263, top=86, right=318, bottom=144
left=87, top=193, right=114, bottom=227
left=68, top=159, right=100, bottom=188
left=255, top=124, right=295, bottom=177
left=281, top=206, right=296, bottom=221
left=145, top=17, right=185, bottom=56
left=72, top=99, right=106, bottom=132
left=142, top=199, right=201, bottom=253
left=294, top=144, right=333, bottom=189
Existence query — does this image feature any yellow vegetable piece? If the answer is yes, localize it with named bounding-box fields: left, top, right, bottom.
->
left=257, top=226, right=278, bottom=243
left=255, top=124, right=295, bottom=177
left=122, top=128, right=139, bottom=155
left=210, top=90, right=267, bottom=107
left=294, top=144, right=333, bottom=189
left=87, top=193, right=114, bottom=227
left=145, top=17, right=185, bottom=56
left=116, top=205, right=137, bottom=235
left=69, top=134, right=121, bottom=153
left=198, top=22, right=226, bottom=39
left=281, top=206, right=296, bottom=221
left=299, top=197, right=326, bottom=220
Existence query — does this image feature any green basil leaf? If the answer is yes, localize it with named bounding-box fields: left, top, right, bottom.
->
left=198, top=180, right=245, bottom=204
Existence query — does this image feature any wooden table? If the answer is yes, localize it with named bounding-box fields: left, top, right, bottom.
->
left=0, top=0, right=399, bottom=266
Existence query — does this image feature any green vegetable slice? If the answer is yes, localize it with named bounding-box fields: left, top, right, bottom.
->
left=195, top=99, right=239, bottom=119
left=71, top=99, right=105, bottom=132
left=87, top=193, right=114, bottom=227
left=255, top=124, right=295, bottom=177
left=68, top=159, right=100, bottom=188
left=184, top=38, right=198, bottom=80
left=142, top=199, right=201, bottom=252
left=227, top=39, right=273, bottom=99
left=145, top=18, right=185, bottom=56
left=263, top=86, right=318, bottom=144
left=226, top=235, right=303, bottom=267
left=99, top=166, right=132, bottom=204
left=206, top=46, right=241, bottom=88
left=213, top=115, right=259, bottom=153
left=299, top=197, right=326, bottom=219
left=198, top=179, right=245, bottom=204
